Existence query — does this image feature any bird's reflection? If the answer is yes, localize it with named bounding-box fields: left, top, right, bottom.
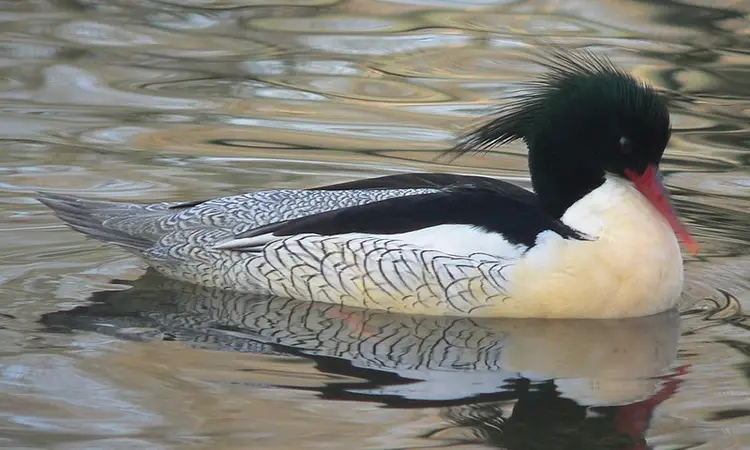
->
left=41, top=270, right=684, bottom=449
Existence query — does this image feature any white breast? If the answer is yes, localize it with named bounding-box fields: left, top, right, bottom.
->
left=499, top=174, right=684, bottom=319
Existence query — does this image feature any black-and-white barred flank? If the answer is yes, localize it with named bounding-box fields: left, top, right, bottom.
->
left=38, top=182, right=523, bottom=316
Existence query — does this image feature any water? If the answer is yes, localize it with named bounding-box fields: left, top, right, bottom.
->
left=1, top=0, right=749, bottom=448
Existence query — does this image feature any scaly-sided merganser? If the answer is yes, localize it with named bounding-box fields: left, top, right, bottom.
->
left=38, top=50, right=698, bottom=319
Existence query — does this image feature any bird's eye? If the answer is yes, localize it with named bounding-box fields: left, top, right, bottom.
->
left=619, top=136, right=633, bottom=155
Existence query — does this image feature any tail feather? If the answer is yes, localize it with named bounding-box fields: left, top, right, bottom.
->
left=37, top=192, right=155, bottom=251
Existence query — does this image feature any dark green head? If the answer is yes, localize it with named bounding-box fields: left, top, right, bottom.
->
left=453, top=50, right=672, bottom=218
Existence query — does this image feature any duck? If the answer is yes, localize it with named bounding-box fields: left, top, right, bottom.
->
left=38, top=49, right=698, bottom=319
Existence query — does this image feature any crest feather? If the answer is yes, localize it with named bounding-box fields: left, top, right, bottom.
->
left=448, top=49, right=636, bottom=158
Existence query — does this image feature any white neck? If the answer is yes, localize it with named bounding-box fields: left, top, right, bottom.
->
left=561, top=174, right=674, bottom=241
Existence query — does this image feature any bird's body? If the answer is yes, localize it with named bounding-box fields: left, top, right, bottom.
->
left=38, top=50, right=696, bottom=319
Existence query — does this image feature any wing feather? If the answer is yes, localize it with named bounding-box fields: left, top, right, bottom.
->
left=214, top=185, right=583, bottom=253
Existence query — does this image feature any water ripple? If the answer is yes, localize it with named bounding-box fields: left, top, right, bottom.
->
left=246, top=15, right=418, bottom=34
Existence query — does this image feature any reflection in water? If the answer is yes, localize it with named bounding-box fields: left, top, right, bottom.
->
left=42, top=271, right=683, bottom=449
left=436, top=379, right=682, bottom=450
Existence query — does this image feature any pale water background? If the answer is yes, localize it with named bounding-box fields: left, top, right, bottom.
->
left=1, top=0, right=750, bottom=449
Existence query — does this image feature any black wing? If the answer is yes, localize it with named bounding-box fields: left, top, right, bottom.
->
left=313, top=173, right=537, bottom=202
left=221, top=184, right=584, bottom=251
left=171, top=172, right=537, bottom=211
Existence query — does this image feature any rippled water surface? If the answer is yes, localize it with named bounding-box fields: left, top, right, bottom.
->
left=1, top=0, right=750, bottom=449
